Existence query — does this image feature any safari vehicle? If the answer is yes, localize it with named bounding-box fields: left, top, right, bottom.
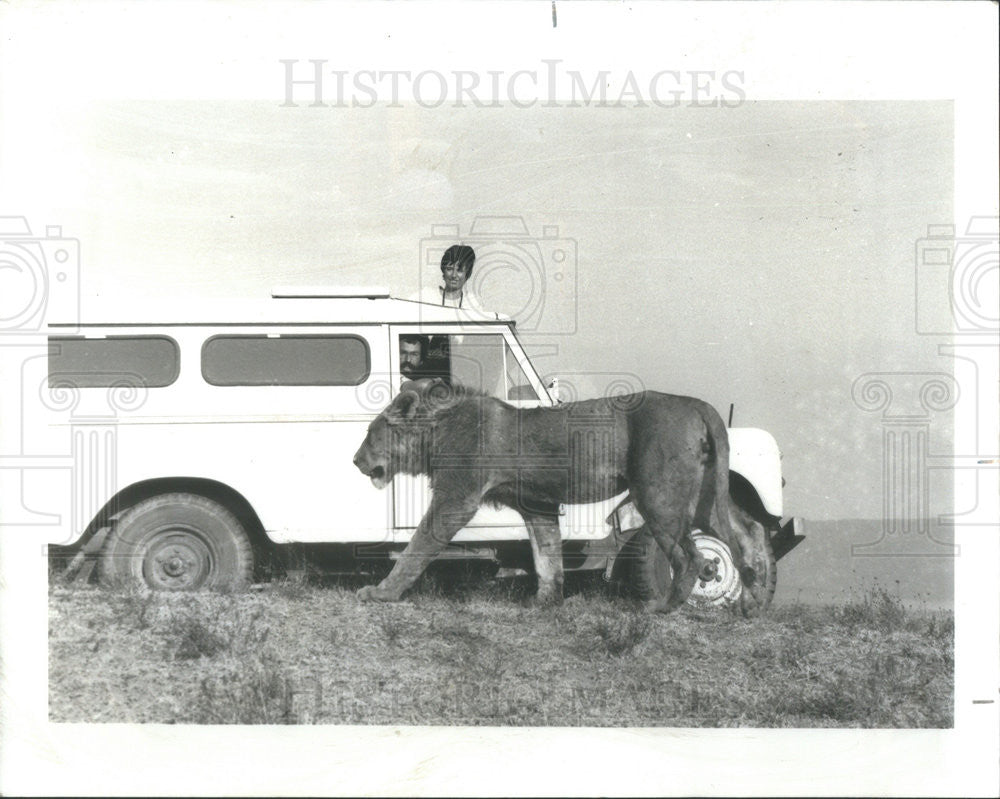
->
left=42, top=288, right=803, bottom=608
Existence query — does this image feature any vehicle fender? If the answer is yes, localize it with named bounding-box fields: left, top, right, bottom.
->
left=727, top=427, right=783, bottom=518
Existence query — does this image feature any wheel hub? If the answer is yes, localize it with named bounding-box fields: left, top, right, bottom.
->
left=144, top=531, right=213, bottom=590
left=162, top=555, right=187, bottom=577
left=698, top=556, right=720, bottom=582
left=687, top=532, right=741, bottom=608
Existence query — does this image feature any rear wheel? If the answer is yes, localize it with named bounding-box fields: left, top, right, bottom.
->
left=99, top=493, right=253, bottom=591
left=738, top=518, right=778, bottom=616
left=626, top=522, right=776, bottom=612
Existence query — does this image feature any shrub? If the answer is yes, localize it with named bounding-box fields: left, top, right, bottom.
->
left=836, top=583, right=908, bottom=633
left=195, top=654, right=296, bottom=724
left=106, top=581, right=155, bottom=630
left=160, top=597, right=270, bottom=660
left=271, top=571, right=314, bottom=600
left=594, top=613, right=652, bottom=657
left=379, top=615, right=406, bottom=646
left=172, top=616, right=231, bottom=660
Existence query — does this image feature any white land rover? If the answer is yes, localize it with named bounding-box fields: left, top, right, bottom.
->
left=39, top=288, right=802, bottom=608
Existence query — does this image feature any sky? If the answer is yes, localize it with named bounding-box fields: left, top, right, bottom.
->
left=17, top=99, right=954, bottom=521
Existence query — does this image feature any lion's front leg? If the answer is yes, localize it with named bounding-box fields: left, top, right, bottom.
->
left=523, top=513, right=564, bottom=605
left=357, top=495, right=479, bottom=603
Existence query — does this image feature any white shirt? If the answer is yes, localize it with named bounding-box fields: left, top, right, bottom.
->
left=412, top=284, right=488, bottom=313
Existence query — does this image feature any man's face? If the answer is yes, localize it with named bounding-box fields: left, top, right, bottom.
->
left=441, top=261, right=469, bottom=292
left=400, top=341, right=423, bottom=375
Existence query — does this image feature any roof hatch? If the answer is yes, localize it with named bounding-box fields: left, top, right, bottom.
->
left=271, top=285, right=391, bottom=299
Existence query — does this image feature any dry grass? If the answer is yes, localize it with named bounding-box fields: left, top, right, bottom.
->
left=48, top=579, right=953, bottom=727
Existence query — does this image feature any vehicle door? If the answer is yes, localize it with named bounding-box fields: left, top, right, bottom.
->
left=387, top=325, right=549, bottom=542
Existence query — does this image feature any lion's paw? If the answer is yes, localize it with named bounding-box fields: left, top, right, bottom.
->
left=533, top=589, right=564, bottom=607
left=357, top=584, right=398, bottom=603
left=644, top=597, right=681, bottom=615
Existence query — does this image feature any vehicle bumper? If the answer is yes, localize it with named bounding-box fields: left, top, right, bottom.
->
left=771, top=517, right=805, bottom=561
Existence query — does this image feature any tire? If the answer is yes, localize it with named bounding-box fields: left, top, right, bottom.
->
left=626, top=525, right=776, bottom=612
left=99, top=493, right=253, bottom=591
left=739, top=521, right=777, bottom=616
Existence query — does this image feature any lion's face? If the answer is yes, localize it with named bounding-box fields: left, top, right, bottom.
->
left=353, top=414, right=394, bottom=489
left=354, top=382, right=440, bottom=489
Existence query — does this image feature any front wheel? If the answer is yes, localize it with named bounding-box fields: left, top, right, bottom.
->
left=99, top=493, right=253, bottom=591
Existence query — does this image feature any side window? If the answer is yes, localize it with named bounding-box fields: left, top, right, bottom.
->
left=202, top=335, right=370, bottom=386
left=396, top=332, right=538, bottom=401
left=48, top=336, right=179, bottom=388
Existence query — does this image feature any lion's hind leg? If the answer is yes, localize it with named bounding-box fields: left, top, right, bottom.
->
left=632, top=482, right=705, bottom=613
left=522, top=513, right=564, bottom=605
left=642, top=526, right=703, bottom=613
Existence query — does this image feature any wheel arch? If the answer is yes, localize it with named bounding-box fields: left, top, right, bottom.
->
left=727, top=427, right=784, bottom=517
left=728, top=470, right=782, bottom=529
left=79, top=477, right=273, bottom=556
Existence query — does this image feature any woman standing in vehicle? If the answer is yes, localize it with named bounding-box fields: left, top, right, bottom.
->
left=414, top=244, right=486, bottom=311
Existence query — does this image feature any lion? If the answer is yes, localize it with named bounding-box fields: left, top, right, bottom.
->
left=352, top=378, right=763, bottom=612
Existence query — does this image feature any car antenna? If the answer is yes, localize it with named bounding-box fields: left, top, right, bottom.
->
left=728, top=403, right=734, bottom=427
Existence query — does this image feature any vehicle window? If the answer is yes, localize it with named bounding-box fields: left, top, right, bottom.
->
left=48, top=336, right=179, bottom=388
left=449, top=334, right=505, bottom=396
left=398, top=333, right=449, bottom=384
left=202, top=335, right=370, bottom=386
left=397, top=333, right=537, bottom=401
left=504, top=341, right=539, bottom=401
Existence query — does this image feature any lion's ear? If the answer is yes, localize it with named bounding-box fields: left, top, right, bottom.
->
left=392, top=390, right=421, bottom=420
left=423, top=378, right=461, bottom=412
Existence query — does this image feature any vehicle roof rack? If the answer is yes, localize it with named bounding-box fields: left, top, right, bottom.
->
left=271, top=285, right=391, bottom=299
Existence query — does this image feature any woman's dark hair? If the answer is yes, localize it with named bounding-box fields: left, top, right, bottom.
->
left=440, top=244, right=476, bottom=276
